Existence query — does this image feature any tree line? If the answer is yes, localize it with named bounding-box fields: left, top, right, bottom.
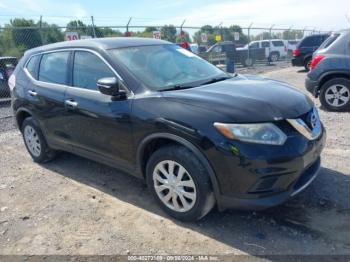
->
left=0, top=18, right=304, bottom=58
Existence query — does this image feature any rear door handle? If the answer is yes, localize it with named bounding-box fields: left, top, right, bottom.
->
left=65, top=99, right=78, bottom=109
left=28, top=90, right=37, bottom=96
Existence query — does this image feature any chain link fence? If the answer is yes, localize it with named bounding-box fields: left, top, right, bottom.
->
left=0, top=21, right=330, bottom=100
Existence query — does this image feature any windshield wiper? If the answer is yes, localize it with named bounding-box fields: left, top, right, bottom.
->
left=161, top=84, right=198, bottom=91
left=200, top=76, right=232, bottom=86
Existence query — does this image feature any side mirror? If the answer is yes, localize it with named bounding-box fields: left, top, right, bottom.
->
left=97, top=77, right=126, bottom=98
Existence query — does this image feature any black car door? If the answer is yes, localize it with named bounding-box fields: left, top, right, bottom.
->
left=25, top=51, right=70, bottom=147
left=63, top=50, right=133, bottom=170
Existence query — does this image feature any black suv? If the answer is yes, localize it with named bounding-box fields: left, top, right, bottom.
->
left=292, top=34, right=329, bottom=71
left=305, top=30, right=350, bottom=111
left=11, top=38, right=325, bottom=221
left=0, top=57, right=17, bottom=97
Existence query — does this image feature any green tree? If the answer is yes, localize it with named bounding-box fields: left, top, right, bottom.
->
left=161, top=25, right=177, bottom=42
left=145, top=26, right=158, bottom=33
left=41, top=22, right=64, bottom=44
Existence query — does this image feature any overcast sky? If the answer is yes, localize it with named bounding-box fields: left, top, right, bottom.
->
left=0, top=0, right=349, bottom=31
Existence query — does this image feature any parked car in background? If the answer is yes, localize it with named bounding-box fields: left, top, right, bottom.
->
left=0, top=57, right=18, bottom=97
left=11, top=37, right=325, bottom=221
left=203, top=41, right=266, bottom=67
left=292, top=34, right=330, bottom=71
left=305, top=30, right=350, bottom=111
left=189, top=43, right=199, bottom=54
left=247, top=39, right=287, bottom=62
left=285, top=40, right=300, bottom=57
left=189, top=44, right=207, bottom=54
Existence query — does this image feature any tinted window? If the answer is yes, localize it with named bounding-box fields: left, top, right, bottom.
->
left=73, top=51, right=114, bottom=90
left=26, top=55, right=40, bottom=79
left=301, top=36, right=321, bottom=47
left=272, top=41, right=284, bottom=47
left=39, top=52, right=70, bottom=84
left=261, top=41, right=270, bottom=48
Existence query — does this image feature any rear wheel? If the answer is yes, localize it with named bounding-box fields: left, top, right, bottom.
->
left=146, top=145, right=215, bottom=221
left=304, top=58, right=312, bottom=71
left=320, top=78, right=350, bottom=111
left=22, top=117, right=57, bottom=163
left=242, top=57, right=255, bottom=67
left=269, top=52, right=280, bottom=62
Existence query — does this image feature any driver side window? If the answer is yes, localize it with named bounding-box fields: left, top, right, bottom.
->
left=73, top=51, right=115, bottom=90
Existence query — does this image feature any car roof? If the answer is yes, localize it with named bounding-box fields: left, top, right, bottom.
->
left=25, top=37, right=172, bottom=55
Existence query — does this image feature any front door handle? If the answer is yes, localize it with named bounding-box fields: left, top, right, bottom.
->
left=28, top=90, right=37, bottom=96
left=65, top=99, right=78, bottom=109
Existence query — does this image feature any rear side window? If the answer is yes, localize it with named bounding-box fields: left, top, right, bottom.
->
left=26, top=55, right=40, bottom=79
left=261, top=41, right=270, bottom=48
left=39, top=51, right=70, bottom=85
left=319, top=34, right=340, bottom=49
left=73, top=51, right=115, bottom=90
left=249, top=42, right=259, bottom=48
left=272, top=41, right=284, bottom=47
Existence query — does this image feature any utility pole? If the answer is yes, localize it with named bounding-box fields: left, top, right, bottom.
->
left=91, top=16, right=96, bottom=38
left=247, top=23, right=253, bottom=63
left=345, top=14, right=350, bottom=23
left=39, top=15, right=45, bottom=45
left=126, top=17, right=132, bottom=36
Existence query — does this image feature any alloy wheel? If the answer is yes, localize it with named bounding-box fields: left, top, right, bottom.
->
left=153, top=160, right=197, bottom=212
left=324, top=84, right=350, bottom=108
left=24, top=125, right=41, bottom=157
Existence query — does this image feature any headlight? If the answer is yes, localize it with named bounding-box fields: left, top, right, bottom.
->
left=214, top=122, right=287, bottom=145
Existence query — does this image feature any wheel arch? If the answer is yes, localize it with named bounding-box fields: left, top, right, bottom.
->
left=319, top=72, right=350, bottom=90
left=137, top=133, right=221, bottom=197
left=15, top=107, right=34, bottom=130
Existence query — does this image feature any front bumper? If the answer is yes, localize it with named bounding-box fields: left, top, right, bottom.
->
left=305, top=76, right=319, bottom=97
left=208, top=124, right=326, bottom=211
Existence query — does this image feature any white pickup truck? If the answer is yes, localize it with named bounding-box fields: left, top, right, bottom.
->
left=247, top=39, right=287, bottom=62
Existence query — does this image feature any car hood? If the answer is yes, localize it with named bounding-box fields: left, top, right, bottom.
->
left=162, top=74, right=313, bottom=123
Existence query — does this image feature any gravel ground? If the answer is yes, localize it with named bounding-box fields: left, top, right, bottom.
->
left=0, top=66, right=349, bottom=257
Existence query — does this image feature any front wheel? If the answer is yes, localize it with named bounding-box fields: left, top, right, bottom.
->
left=146, top=145, right=215, bottom=221
left=320, top=78, right=350, bottom=111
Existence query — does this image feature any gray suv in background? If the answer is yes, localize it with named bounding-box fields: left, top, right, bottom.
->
left=305, top=29, right=350, bottom=111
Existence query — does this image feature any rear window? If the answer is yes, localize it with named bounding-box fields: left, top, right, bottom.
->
left=319, top=34, right=340, bottom=49
left=39, top=51, right=70, bottom=85
left=300, top=36, right=322, bottom=47
left=272, top=41, right=284, bottom=47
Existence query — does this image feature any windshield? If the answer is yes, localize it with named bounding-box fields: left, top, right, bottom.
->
left=109, top=44, right=227, bottom=91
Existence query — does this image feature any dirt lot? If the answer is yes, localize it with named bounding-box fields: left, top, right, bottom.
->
left=0, top=66, right=349, bottom=257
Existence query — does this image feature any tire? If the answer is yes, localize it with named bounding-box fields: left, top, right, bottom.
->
left=320, top=78, right=350, bottom=111
left=269, top=52, right=280, bottom=62
left=146, top=145, right=215, bottom=221
left=21, top=117, right=57, bottom=163
left=242, top=57, right=255, bottom=67
left=304, top=58, right=312, bottom=71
